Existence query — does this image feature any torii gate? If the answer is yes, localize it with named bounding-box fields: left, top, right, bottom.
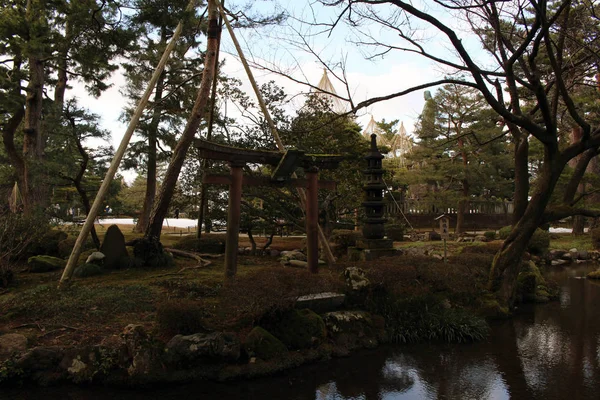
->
left=194, top=138, right=343, bottom=279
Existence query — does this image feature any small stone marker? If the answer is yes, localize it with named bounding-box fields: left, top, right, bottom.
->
left=85, top=251, right=105, bottom=265
left=100, top=225, right=129, bottom=269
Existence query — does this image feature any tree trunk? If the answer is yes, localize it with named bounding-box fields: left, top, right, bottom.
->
left=490, top=160, right=562, bottom=307
left=146, top=0, right=220, bottom=240
left=134, top=67, right=166, bottom=233
left=512, top=131, right=529, bottom=225
left=248, top=228, right=256, bottom=255
left=23, top=0, right=47, bottom=213
left=54, top=19, right=71, bottom=106
left=455, top=138, right=468, bottom=234
left=69, top=117, right=101, bottom=249
left=566, top=127, right=588, bottom=236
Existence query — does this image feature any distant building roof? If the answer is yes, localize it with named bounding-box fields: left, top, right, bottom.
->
left=314, top=69, right=347, bottom=114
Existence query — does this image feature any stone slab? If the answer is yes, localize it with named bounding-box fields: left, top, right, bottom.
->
left=356, top=238, right=393, bottom=250
left=295, top=292, right=345, bottom=313
left=361, top=248, right=401, bottom=261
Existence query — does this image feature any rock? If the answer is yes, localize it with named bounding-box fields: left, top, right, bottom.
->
left=15, top=347, right=64, bottom=372
left=243, top=327, right=288, bottom=361
left=427, top=231, right=442, bottom=241
left=263, top=309, right=326, bottom=350
left=0, top=333, right=27, bottom=360
left=296, top=292, right=345, bottom=313
left=560, top=252, right=573, bottom=261
left=589, top=250, right=600, bottom=260
left=551, top=259, right=569, bottom=266
left=269, top=249, right=280, bottom=257
left=27, top=255, right=66, bottom=273
left=165, top=332, right=240, bottom=367
left=288, top=260, right=307, bottom=268
left=474, top=235, right=488, bottom=242
left=578, top=250, right=589, bottom=260
left=74, top=263, right=104, bottom=278
left=569, top=248, right=579, bottom=260
left=100, top=225, right=129, bottom=269
left=343, top=267, right=370, bottom=291
left=121, top=324, right=161, bottom=376
left=280, top=250, right=307, bottom=261
left=85, top=251, right=105, bottom=265
left=432, top=254, right=444, bottom=260
left=549, top=249, right=566, bottom=259
left=323, top=311, right=381, bottom=351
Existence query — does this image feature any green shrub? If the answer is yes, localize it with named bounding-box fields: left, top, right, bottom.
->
left=0, top=264, right=13, bottom=288
left=1, top=211, right=50, bottom=263
left=527, top=229, right=550, bottom=255
left=498, top=226, right=512, bottom=240
left=243, top=326, right=288, bottom=360
left=591, top=228, right=600, bottom=250
left=483, top=231, right=496, bottom=240
left=386, top=224, right=405, bottom=241
left=218, top=268, right=343, bottom=326
left=366, top=295, right=488, bottom=343
left=27, top=230, right=67, bottom=258
left=172, top=236, right=225, bottom=254
left=460, top=243, right=502, bottom=255
left=57, top=235, right=96, bottom=258
left=156, top=299, right=207, bottom=336
left=74, top=263, right=104, bottom=278
left=330, top=229, right=360, bottom=249
left=262, top=309, right=326, bottom=349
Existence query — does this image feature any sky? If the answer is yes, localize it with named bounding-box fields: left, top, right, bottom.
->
left=68, top=0, right=486, bottom=183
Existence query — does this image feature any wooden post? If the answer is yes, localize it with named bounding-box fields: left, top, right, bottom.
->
left=224, top=161, right=244, bottom=280
left=306, top=167, right=319, bottom=273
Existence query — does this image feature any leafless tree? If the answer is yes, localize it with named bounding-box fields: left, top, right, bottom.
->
left=273, top=0, right=600, bottom=307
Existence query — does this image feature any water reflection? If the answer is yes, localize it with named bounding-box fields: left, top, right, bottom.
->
left=6, top=264, right=600, bottom=400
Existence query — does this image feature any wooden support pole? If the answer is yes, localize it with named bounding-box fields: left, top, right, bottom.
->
left=306, top=167, right=319, bottom=273
left=59, top=0, right=198, bottom=288
left=217, top=0, right=336, bottom=266
left=224, top=161, right=244, bottom=280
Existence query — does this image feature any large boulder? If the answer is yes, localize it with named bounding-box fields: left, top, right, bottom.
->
left=27, top=255, right=66, bottom=273
left=165, top=332, right=240, bottom=367
left=243, top=327, right=288, bottom=361
left=0, top=333, right=27, bottom=360
left=100, top=225, right=130, bottom=269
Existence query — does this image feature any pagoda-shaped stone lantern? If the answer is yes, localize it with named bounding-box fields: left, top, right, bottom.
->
left=349, top=134, right=398, bottom=261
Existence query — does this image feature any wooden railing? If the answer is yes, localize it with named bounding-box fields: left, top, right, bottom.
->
left=386, top=198, right=514, bottom=216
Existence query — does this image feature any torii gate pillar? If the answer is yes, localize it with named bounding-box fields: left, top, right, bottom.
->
left=306, top=166, right=319, bottom=273
left=224, top=161, right=245, bottom=280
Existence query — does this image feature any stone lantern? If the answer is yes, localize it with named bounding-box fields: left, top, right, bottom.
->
left=348, top=134, right=397, bottom=261
left=362, top=134, right=387, bottom=240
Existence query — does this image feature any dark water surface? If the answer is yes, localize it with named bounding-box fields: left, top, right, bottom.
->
left=7, top=264, right=600, bottom=400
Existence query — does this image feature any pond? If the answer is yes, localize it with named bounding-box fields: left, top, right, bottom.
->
left=7, top=264, right=600, bottom=400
